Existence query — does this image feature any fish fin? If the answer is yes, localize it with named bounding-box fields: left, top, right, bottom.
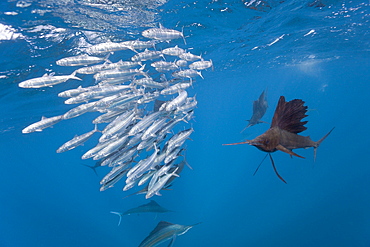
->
left=81, top=163, right=98, bottom=176
left=271, top=96, right=308, bottom=134
left=276, top=144, right=305, bottom=159
left=148, top=221, right=174, bottom=237
left=110, top=211, right=123, bottom=226
left=314, top=127, right=335, bottom=161
left=168, top=235, right=176, bottom=247
left=240, top=124, right=251, bottom=133
left=184, top=160, right=193, bottom=170
left=223, top=140, right=250, bottom=146
left=268, top=153, right=287, bottom=184
left=155, top=191, right=162, bottom=196
left=93, top=124, right=101, bottom=133
left=253, top=153, right=268, bottom=176
left=181, top=26, right=186, bottom=45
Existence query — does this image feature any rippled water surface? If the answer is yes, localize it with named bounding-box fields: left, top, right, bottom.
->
left=0, top=0, right=369, bottom=246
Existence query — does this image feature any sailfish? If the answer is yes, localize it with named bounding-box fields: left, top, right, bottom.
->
left=110, top=200, right=172, bottom=226
left=224, top=96, right=334, bottom=183
left=241, top=89, right=268, bottom=132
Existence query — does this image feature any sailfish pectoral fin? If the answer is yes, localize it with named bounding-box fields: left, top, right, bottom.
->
left=222, top=140, right=250, bottom=146
left=253, top=153, right=268, bottom=176
left=276, top=144, right=305, bottom=159
left=167, top=234, right=177, bottom=247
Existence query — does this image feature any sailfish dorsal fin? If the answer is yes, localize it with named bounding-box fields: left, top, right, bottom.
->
left=271, top=96, right=308, bottom=134
left=149, top=200, right=160, bottom=206
left=149, top=221, right=174, bottom=236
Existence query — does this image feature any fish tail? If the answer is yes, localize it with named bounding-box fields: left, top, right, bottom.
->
left=110, top=211, right=123, bottom=226
left=93, top=124, right=101, bottom=133
left=313, top=127, right=335, bottom=161
left=82, top=163, right=98, bottom=176
left=314, top=127, right=335, bottom=161
left=70, top=71, right=82, bottom=81
left=181, top=26, right=187, bottom=45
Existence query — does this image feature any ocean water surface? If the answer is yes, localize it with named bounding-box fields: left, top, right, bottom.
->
left=0, top=0, right=369, bottom=246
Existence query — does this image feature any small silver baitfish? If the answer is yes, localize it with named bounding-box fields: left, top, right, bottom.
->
left=22, top=115, right=63, bottom=133
left=56, top=54, right=108, bottom=66
left=56, top=125, right=99, bottom=153
left=18, top=72, right=81, bottom=88
left=142, top=24, right=186, bottom=44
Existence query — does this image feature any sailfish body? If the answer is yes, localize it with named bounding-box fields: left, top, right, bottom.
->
left=110, top=200, right=172, bottom=226
left=224, top=96, right=334, bottom=183
left=138, top=221, right=199, bottom=247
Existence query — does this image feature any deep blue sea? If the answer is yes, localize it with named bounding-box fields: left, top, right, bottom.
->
left=0, top=0, right=369, bottom=246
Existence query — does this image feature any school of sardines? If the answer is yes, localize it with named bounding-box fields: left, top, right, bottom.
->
left=19, top=25, right=213, bottom=199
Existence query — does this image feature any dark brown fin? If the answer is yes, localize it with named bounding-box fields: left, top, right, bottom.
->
left=269, top=153, right=287, bottom=184
left=223, top=140, right=250, bottom=146
left=271, top=96, right=308, bottom=134
left=253, top=153, right=268, bottom=176
left=276, top=144, right=305, bottom=159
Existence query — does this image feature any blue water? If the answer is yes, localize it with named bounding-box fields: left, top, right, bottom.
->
left=0, top=0, right=369, bottom=246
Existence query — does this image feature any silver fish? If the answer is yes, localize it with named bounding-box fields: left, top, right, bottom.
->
left=56, top=54, right=107, bottom=66
left=22, top=115, right=63, bottom=134
left=120, top=40, right=158, bottom=50
left=128, top=111, right=167, bottom=136
left=172, top=69, right=203, bottom=80
left=134, top=77, right=168, bottom=89
left=179, top=52, right=201, bottom=62
left=75, top=60, right=141, bottom=75
left=189, top=59, right=213, bottom=70
left=145, top=168, right=179, bottom=199
left=142, top=24, right=186, bottom=44
left=131, top=49, right=164, bottom=62
left=58, top=85, right=90, bottom=98
left=165, top=90, right=188, bottom=111
left=85, top=42, right=129, bottom=55
left=56, top=125, right=99, bottom=153
left=100, top=166, right=130, bottom=191
left=62, top=101, right=97, bottom=120
left=162, top=45, right=185, bottom=56
left=19, top=72, right=81, bottom=88
left=94, top=66, right=146, bottom=82
left=160, top=82, right=192, bottom=95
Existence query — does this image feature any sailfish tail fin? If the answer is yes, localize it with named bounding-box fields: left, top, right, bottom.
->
left=110, top=211, right=123, bottom=226
left=314, top=127, right=335, bottom=161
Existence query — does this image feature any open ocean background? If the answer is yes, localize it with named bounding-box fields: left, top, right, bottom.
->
left=0, top=0, right=369, bottom=246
